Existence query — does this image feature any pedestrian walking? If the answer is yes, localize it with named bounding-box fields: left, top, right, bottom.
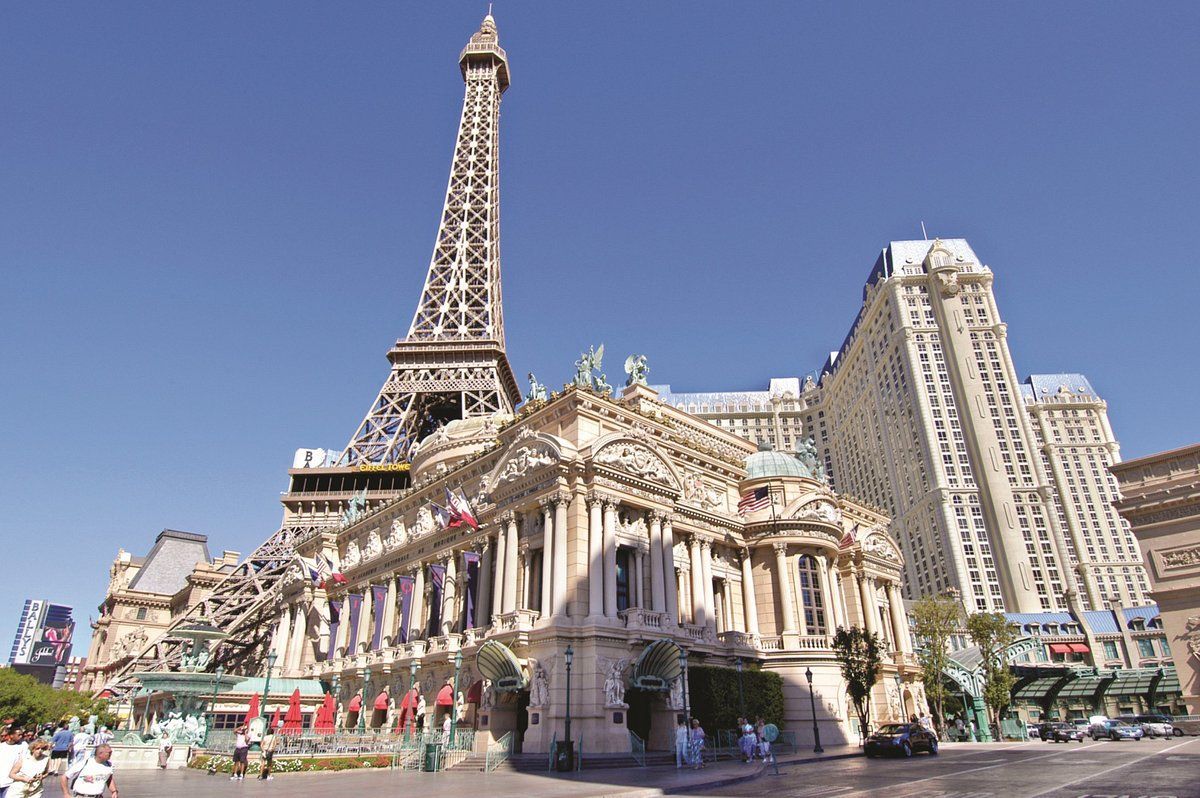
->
left=0, top=727, right=27, bottom=798
left=674, top=718, right=688, bottom=769
left=230, top=726, right=249, bottom=781
left=91, top=730, right=112, bottom=750
left=61, top=743, right=117, bottom=798
left=256, top=727, right=276, bottom=781
left=688, top=719, right=706, bottom=770
left=8, top=739, right=50, bottom=798
left=68, top=728, right=91, bottom=767
left=755, top=717, right=770, bottom=760
left=738, top=717, right=756, bottom=762
left=155, top=735, right=172, bottom=770
left=49, top=724, right=71, bottom=776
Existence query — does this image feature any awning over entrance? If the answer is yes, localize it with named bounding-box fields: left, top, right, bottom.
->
left=436, top=685, right=454, bottom=706
left=1107, top=670, right=1157, bottom=696
left=373, top=690, right=390, bottom=711
left=1014, top=676, right=1062, bottom=701
left=1069, top=643, right=1089, bottom=654
left=1056, top=675, right=1104, bottom=701
left=476, top=640, right=527, bottom=692
left=632, top=639, right=683, bottom=691
left=466, top=679, right=482, bottom=704
left=1049, top=643, right=1072, bottom=655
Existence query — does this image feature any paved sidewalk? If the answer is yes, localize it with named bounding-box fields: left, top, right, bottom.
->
left=40, top=745, right=862, bottom=798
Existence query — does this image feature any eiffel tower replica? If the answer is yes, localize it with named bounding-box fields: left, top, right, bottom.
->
left=98, top=14, right=520, bottom=698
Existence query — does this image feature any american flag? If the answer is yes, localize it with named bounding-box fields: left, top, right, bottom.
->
left=737, top=487, right=771, bottom=516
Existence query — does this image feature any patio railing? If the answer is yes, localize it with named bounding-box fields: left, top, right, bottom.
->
left=629, top=730, right=646, bottom=767
left=485, top=732, right=513, bottom=772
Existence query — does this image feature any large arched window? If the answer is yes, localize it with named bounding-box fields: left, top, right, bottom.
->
left=797, top=555, right=826, bottom=634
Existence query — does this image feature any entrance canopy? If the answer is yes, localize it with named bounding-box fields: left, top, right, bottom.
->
left=436, top=685, right=454, bottom=706
left=476, top=640, right=527, bottom=692
left=632, top=639, right=683, bottom=691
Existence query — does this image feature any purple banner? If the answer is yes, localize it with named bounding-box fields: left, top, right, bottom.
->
left=461, top=551, right=480, bottom=629
left=370, top=584, right=387, bottom=650
left=427, top=565, right=445, bottom=637
left=326, top=599, right=343, bottom=661
left=397, top=576, right=415, bottom=644
left=345, top=593, right=363, bottom=654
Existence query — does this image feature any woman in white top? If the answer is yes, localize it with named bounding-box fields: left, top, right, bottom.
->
left=10, top=739, right=51, bottom=798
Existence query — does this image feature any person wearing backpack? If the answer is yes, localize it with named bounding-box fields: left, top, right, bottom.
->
left=60, top=743, right=117, bottom=798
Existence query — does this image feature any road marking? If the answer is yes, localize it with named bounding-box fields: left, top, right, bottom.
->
left=789, top=787, right=852, bottom=797
left=1027, top=736, right=1200, bottom=798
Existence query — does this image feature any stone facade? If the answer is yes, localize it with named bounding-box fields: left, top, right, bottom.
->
left=271, top=383, right=921, bottom=753
left=660, top=240, right=1151, bottom=614
left=1112, top=444, right=1200, bottom=715
left=81, top=530, right=239, bottom=695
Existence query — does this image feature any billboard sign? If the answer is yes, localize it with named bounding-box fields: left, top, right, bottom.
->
left=11, top=600, right=46, bottom=665
left=9, top=600, right=73, bottom=668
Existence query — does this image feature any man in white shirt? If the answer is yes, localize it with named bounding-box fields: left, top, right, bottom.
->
left=0, top=726, right=26, bottom=797
left=61, top=743, right=118, bottom=797
left=69, top=729, right=92, bottom=766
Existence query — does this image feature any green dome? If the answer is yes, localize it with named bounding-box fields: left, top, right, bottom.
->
left=745, top=441, right=814, bottom=480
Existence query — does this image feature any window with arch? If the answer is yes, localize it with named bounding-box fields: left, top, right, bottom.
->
left=796, top=554, right=826, bottom=634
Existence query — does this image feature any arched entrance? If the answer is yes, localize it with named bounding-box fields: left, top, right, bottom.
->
left=514, top=689, right=530, bottom=753
left=625, top=687, right=653, bottom=743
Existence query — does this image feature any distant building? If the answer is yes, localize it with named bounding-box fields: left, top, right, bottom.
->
left=661, top=240, right=1151, bottom=614
left=80, top=530, right=239, bottom=695
left=8, top=599, right=75, bottom=686
left=1111, top=444, right=1200, bottom=716
left=61, top=657, right=86, bottom=691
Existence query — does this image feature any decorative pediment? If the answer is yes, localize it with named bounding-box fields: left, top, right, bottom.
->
left=593, top=440, right=679, bottom=489
left=482, top=431, right=567, bottom=495
left=792, top=498, right=842, bottom=525
left=859, top=526, right=902, bottom=564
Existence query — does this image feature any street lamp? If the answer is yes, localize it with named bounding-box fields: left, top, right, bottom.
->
left=734, top=657, right=746, bottom=718
left=449, top=651, right=463, bottom=748
left=564, top=645, right=574, bottom=751
left=408, top=660, right=419, bottom=740
left=208, top=665, right=225, bottom=736
left=804, top=667, right=824, bottom=753
left=262, top=652, right=278, bottom=730
left=357, top=667, right=370, bottom=733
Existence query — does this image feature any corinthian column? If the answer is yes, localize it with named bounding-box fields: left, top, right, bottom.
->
left=272, top=604, right=292, bottom=666
left=700, top=540, right=716, bottom=628
left=740, top=549, right=760, bottom=636
left=288, top=604, right=309, bottom=674
left=887, top=582, right=912, bottom=652
left=410, top=564, right=425, bottom=640
left=858, top=574, right=878, bottom=635
left=502, top=513, right=518, bottom=614
left=477, top=540, right=492, bottom=626
left=587, top=494, right=604, bottom=619
left=553, top=493, right=569, bottom=616
left=662, top=517, right=679, bottom=624
left=540, top=499, right=554, bottom=616
left=382, top=577, right=398, bottom=646
left=492, top=528, right=506, bottom=618
left=442, top=553, right=457, bottom=635
left=773, top=543, right=798, bottom=635
left=689, top=537, right=706, bottom=627
left=648, top=512, right=666, bottom=613
left=603, top=499, right=618, bottom=618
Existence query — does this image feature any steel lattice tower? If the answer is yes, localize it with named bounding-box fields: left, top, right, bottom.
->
left=339, top=13, right=520, bottom=466
left=96, top=15, right=519, bottom=698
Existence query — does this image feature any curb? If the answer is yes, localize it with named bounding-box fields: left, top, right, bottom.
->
left=599, top=750, right=863, bottom=797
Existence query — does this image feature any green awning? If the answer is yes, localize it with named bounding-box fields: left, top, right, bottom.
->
left=1105, top=671, right=1156, bottom=696
left=1014, top=676, right=1062, bottom=701
left=476, top=640, right=526, bottom=693
left=1155, top=672, right=1181, bottom=695
left=1056, top=677, right=1104, bottom=700
left=632, top=639, right=683, bottom=691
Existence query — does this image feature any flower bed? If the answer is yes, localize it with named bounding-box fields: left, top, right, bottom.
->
left=188, top=753, right=392, bottom=774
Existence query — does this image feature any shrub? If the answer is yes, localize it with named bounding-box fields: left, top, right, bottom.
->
left=685, top=665, right=784, bottom=734
left=188, top=753, right=392, bottom=774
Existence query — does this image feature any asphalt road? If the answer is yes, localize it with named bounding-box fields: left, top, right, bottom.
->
left=684, top=736, right=1200, bottom=798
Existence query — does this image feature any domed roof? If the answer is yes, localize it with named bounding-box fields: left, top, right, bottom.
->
left=744, top=441, right=814, bottom=480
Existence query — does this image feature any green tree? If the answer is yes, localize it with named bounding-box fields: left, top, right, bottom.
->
left=911, top=593, right=963, bottom=736
left=0, top=669, right=114, bottom=729
left=966, top=612, right=1018, bottom=737
left=832, top=626, right=883, bottom=742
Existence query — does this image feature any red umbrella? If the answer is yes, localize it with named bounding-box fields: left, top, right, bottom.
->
left=269, top=708, right=281, bottom=732
left=243, top=693, right=260, bottom=724
left=314, top=693, right=335, bottom=732
left=282, top=688, right=303, bottom=734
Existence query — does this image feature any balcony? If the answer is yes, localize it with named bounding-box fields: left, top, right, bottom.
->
left=620, top=608, right=668, bottom=632
left=489, top=609, right=540, bottom=634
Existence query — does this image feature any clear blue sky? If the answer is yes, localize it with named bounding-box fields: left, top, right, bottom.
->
left=3, top=3, right=1198, bottom=653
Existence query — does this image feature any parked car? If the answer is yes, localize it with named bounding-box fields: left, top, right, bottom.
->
left=1046, top=722, right=1087, bottom=743
left=1121, top=714, right=1174, bottom=737
left=1037, top=722, right=1059, bottom=741
left=1089, top=719, right=1144, bottom=741
left=1163, top=714, right=1199, bottom=736
left=865, top=723, right=940, bottom=758
left=1026, top=723, right=1041, bottom=739
left=1072, top=718, right=1092, bottom=733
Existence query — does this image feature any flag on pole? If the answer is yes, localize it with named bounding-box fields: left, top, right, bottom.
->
left=445, top=487, right=479, bottom=529
left=737, top=487, right=770, bottom=516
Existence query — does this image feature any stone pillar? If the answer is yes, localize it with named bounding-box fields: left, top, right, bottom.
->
left=649, top=512, right=666, bottom=613
left=774, top=543, right=798, bottom=635
left=492, top=528, right=507, bottom=618
left=858, top=574, right=878, bottom=635
left=740, top=549, right=760, bottom=637
left=553, top=493, right=569, bottom=616
left=633, top=548, right=645, bottom=609
left=503, top=513, right=519, bottom=614
left=272, top=604, right=292, bottom=666
left=410, top=564, right=425, bottom=640
left=541, top=500, right=555, bottom=617
left=442, top=553, right=457, bottom=635
left=383, top=577, right=398, bottom=646
left=662, top=517, right=679, bottom=624
left=521, top=542, right=533, bottom=609
left=477, top=541, right=493, bottom=626
left=887, top=582, right=912, bottom=652
left=815, top=554, right=835, bottom=636
left=823, top=557, right=844, bottom=631
left=587, top=494, right=604, bottom=619
left=288, top=604, right=308, bottom=674
left=356, top=588, right=373, bottom=653
left=689, top=537, right=706, bottom=627
left=603, top=499, right=619, bottom=618
left=700, top=540, right=716, bottom=628
left=722, top=579, right=737, bottom=633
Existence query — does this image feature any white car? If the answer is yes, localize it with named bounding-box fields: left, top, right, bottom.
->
left=1123, top=714, right=1174, bottom=737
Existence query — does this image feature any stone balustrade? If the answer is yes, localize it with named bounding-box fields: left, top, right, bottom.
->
left=619, top=608, right=668, bottom=631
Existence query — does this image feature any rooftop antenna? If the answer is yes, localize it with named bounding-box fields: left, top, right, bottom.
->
left=488, top=2, right=493, bottom=14
left=920, top=221, right=929, bottom=240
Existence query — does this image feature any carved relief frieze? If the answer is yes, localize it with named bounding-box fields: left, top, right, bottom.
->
left=594, top=441, right=677, bottom=487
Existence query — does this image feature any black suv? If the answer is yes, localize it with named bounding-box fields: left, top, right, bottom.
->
left=865, top=723, right=939, bottom=758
